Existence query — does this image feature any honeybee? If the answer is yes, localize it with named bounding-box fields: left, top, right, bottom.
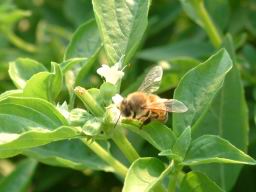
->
left=119, top=66, right=188, bottom=126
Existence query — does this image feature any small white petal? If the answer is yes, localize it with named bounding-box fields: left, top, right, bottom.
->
left=105, top=70, right=124, bottom=84
left=112, top=94, right=124, bottom=105
left=96, top=64, right=110, bottom=77
left=107, top=104, right=122, bottom=124
left=56, top=101, right=70, bottom=119
left=96, top=57, right=125, bottom=85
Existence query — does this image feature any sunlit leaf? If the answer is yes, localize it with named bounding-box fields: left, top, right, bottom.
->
left=123, top=157, right=165, bottom=192
left=23, top=62, right=62, bottom=102
left=172, top=127, right=191, bottom=160
left=64, top=19, right=101, bottom=60
left=92, top=0, right=151, bottom=64
left=191, top=35, right=249, bottom=191
left=138, top=40, right=213, bottom=62
left=123, top=121, right=177, bottom=152
left=173, top=49, right=232, bottom=135
left=9, top=58, right=47, bottom=89
left=180, top=171, right=224, bottom=192
left=23, top=140, right=113, bottom=172
left=0, top=97, right=81, bottom=158
left=64, top=19, right=102, bottom=87
left=183, top=135, right=256, bottom=166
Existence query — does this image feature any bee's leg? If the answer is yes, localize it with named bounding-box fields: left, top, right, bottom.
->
left=143, top=118, right=151, bottom=125
left=139, top=117, right=151, bottom=129
left=139, top=123, right=144, bottom=129
left=138, top=111, right=151, bottom=129
left=163, top=113, right=168, bottom=123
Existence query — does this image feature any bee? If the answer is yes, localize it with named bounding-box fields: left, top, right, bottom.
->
left=118, top=66, right=188, bottom=126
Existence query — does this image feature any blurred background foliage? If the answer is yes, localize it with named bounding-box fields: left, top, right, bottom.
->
left=1, top=0, right=256, bottom=191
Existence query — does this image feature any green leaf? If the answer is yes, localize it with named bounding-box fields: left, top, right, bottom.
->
left=60, top=57, right=87, bottom=73
left=141, top=121, right=176, bottom=151
left=158, top=127, right=191, bottom=161
left=158, top=58, right=200, bottom=93
left=158, top=149, right=181, bottom=161
left=123, top=157, right=165, bottom=192
left=178, top=0, right=205, bottom=28
left=246, top=5, right=256, bottom=37
left=172, top=127, right=191, bottom=161
left=9, top=58, right=47, bottom=89
left=183, top=135, right=256, bottom=166
left=147, top=2, right=180, bottom=37
left=173, top=49, right=233, bottom=135
left=23, top=62, right=63, bottom=102
left=99, top=82, right=117, bottom=106
left=241, top=44, right=256, bottom=84
left=122, top=58, right=200, bottom=96
left=64, top=19, right=101, bottom=87
left=190, top=35, right=249, bottom=191
left=180, top=171, right=224, bottom=192
left=23, top=140, right=113, bottom=172
left=0, top=90, right=23, bottom=101
left=138, top=40, right=213, bottom=62
left=64, top=19, right=101, bottom=60
left=124, top=121, right=177, bottom=152
left=92, top=0, right=151, bottom=64
left=63, top=0, right=93, bottom=27
left=82, top=117, right=102, bottom=137
left=68, top=108, right=92, bottom=126
left=0, top=97, right=82, bottom=158
left=0, top=159, right=37, bottom=192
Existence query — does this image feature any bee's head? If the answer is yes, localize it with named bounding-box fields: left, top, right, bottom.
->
left=120, top=99, right=132, bottom=117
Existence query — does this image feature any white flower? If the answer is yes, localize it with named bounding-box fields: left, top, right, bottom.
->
left=96, top=56, right=125, bottom=84
left=112, top=94, right=124, bottom=106
left=105, top=94, right=124, bottom=125
left=56, top=101, right=70, bottom=119
left=106, top=104, right=122, bottom=124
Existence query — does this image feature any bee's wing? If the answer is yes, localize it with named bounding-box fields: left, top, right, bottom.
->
left=144, top=99, right=188, bottom=113
left=138, top=66, right=163, bottom=93
left=163, top=99, right=188, bottom=113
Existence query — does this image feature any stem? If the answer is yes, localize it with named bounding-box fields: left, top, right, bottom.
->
left=75, top=87, right=139, bottom=162
left=150, top=160, right=174, bottom=192
left=168, top=162, right=182, bottom=192
left=80, top=138, right=128, bottom=178
left=4, top=30, right=37, bottom=53
left=112, top=127, right=140, bottom=163
left=159, top=161, right=175, bottom=182
left=154, top=184, right=166, bottom=192
left=195, top=1, right=222, bottom=48
left=74, top=86, right=104, bottom=117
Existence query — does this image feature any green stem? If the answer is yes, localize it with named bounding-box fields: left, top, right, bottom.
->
left=112, top=127, right=140, bottom=163
left=4, top=30, right=37, bottom=53
left=74, top=86, right=105, bottom=117
left=195, top=1, right=222, bottom=48
left=80, top=138, right=128, bottom=178
left=154, top=184, right=167, bottom=192
left=168, top=162, right=182, bottom=192
left=75, top=87, right=139, bottom=163
left=150, top=160, right=175, bottom=192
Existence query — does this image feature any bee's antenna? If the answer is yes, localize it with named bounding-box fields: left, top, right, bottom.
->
left=113, top=111, right=122, bottom=129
